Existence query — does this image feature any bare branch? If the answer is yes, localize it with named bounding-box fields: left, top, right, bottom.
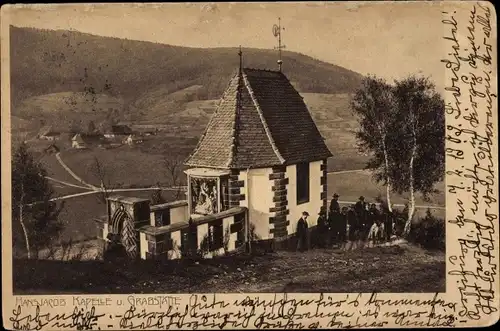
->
left=164, top=156, right=185, bottom=200
left=90, top=156, right=118, bottom=204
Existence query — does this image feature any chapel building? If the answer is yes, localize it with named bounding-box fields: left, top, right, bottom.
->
left=184, top=67, right=332, bottom=242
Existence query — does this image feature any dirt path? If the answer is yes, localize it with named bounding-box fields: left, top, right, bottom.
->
left=45, top=176, right=94, bottom=190
left=27, top=186, right=187, bottom=204
left=55, top=152, right=99, bottom=190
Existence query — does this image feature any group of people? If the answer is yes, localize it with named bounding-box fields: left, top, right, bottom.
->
left=295, top=194, right=395, bottom=251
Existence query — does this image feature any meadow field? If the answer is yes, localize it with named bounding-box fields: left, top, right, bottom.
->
left=59, top=145, right=189, bottom=188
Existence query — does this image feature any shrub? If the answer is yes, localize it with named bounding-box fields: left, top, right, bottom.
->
left=196, top=234, right=210, bottom=258
left=408, top=209, right=445, bottom=250
left=223, top=227, right=231, bottom=255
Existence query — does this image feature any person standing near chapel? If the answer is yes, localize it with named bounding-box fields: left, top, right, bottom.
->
left=355, top=196, right=368, bottom=246
left=329, top=193, right=341, bottom=215
left=346, top=204, right=358, bottom=249
left=296, top=211, right=309, bottom=252
left=329, top=193, right=341, bottom=245
left=338, top=207, right=348, bottom=249
left=355, top=196, right=367, bottom=218
left=367, top=204, right=381, bottom=244
left=316, top=206, right=328, bottom=248
left=368, top=203, right=380, bottom=226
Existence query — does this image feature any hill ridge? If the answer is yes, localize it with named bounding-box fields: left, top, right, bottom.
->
left=10, top=25, right=364, bottom=108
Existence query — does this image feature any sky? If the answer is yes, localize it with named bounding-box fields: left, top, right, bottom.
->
left=6, top=2, right=446, bottom=92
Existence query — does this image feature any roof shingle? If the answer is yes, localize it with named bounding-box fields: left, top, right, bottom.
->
left=184, top=68, right=332, bottom=169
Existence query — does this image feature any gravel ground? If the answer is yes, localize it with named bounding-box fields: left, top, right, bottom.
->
left=14, top=243, right=444, bottom=294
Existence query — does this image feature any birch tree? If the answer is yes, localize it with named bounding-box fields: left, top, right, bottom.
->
left=390, top=76, right=445, bottom=237
left=352, top=75, right=444, bottom=237
left=351, top=76, right=397, bottom=211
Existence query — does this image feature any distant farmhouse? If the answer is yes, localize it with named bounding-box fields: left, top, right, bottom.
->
left=104, top=124, right=133, bottom=138
left=83, top=133, right=104, bottom=145
left=132, top=125, right=158, bottom=137
left=71, top=134, right=88, bottom=149
left=38, top=126, right=60, bottom=141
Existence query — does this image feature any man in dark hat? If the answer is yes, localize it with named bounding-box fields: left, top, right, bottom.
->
left=296, top=211, right=309, bottom=252
left=328, top=193, right=341, bottom=246
left=316, top=206, right=328, bottom=248
left=329, top=193, right=340, bottom=215
left=355, top=196, right=367, bottom=215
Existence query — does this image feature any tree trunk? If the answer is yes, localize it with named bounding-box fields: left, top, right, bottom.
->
left=403, top=169, right=416, bottom=237
left=382, top=139, right=393, bottom=213
left=19, top=187, right=31, bottom=259
left=378, top=128, right=393, bottom=213
left=403, top=114, right=418, bottom=238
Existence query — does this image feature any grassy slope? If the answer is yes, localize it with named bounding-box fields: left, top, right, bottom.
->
left=13, top=245, right=444, bottom=294
left=59, top=144, right=190, bottom=188
left=10, top=25, right=363, bottom=141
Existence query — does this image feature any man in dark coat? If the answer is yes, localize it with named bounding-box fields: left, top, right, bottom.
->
left=347, top=204, right=358, bottom=241
left=316, top=207, right=328, bottom=248
left=328, top=193, right=341, bottom=245
left=296, top=211, right=309, bottom=252
left=354, top=196, right=368, bottom=241
left=368, top=203, right=380, bottom=225
left=338, top=207, right=348, bottom=248
left=329, top=193, right=340, bottom=215
left=354, top=196, right=367, bottom=217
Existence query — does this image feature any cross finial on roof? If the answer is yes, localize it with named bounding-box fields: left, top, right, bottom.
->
left=272, top=17, right=286, bottom=72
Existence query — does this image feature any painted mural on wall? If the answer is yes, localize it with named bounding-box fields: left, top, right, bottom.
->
left=191, top=177, right=218, bottom=215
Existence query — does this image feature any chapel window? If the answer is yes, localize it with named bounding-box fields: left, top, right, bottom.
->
left=296, top=162, right=310, bottom=205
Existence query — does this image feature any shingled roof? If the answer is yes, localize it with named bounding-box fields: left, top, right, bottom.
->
left=184, top=68, right=332, bottom=169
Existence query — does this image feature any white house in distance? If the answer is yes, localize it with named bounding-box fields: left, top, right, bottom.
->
left=124, top=134, right=144, bottom=146
left=71, top=133, right=87, bottom=149
left=184, top=67, right=332, bottom=244
left=38, top=125, right=60, bottom=141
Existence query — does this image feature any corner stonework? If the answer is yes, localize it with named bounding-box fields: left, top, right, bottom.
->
left=320, top=159, right=328, bottom=209
left=269, top=165, right=289, bottom=238
left=229, top=169, right=245, bottom=207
